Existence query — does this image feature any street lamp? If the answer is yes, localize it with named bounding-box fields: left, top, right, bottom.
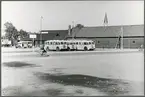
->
left=40, top=16, right=43, bottom=46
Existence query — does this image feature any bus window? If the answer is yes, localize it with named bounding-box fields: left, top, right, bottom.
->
left=79, top=42, right=81, bottom=45
left=52, top=42, right=54, bottom=45
left=53, top=42, right=56, bottom=45
left=89, top=42, right=91, bottom=44
left=84, top=42, right=89, bottom=45
left=67, top=42, right=69, bottom=45
left=61, top=42, right=63, bottom=44
left=76, top=42, right=78, bottom=45
left=57, top=42, right=59, bottom=45
left=56, top=42, right=58, bottom=45
left=64, top=42, right=66, bottom=44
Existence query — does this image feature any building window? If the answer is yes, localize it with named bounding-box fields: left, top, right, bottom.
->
left=132, top=41, right=135, bottom=43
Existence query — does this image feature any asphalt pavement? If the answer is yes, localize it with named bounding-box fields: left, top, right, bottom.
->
left=1, top=47, right=144, bottom=96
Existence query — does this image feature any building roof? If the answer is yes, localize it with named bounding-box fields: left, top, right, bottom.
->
left=72, top=25, right=144, bottom=37
left=20, top=25, right=144, bottom=41
left=20, top=30, right=68, bottom=41
left=40, top=30, right=68, bottom=33
left=36, top=30, right=68, bottom=40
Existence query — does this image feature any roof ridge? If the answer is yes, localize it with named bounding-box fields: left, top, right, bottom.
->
left=74, top=24, right=143, bottom=37
left=84, top=24, right=144, bottom=28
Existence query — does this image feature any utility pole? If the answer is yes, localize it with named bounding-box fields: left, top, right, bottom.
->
left=121, top=26, right=124, bottom=49
left=33, top=38, right=34, bottom=52
left=40, top=16, right=43, bottom=47
left=72, top=21, right=74, bottom=39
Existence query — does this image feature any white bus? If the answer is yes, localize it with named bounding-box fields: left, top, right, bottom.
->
left=44, top=39, right=95, bottom=51
left=66, top=39, right=95, bottom=51
left=44, top=40, right=68, bottom=51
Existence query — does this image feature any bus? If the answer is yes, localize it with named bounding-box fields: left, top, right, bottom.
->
left=44, top=40, right=68, bottom=51
left=66, top=39, right=95, bottom=51
left=44, top=39, right=95, bottom=51
left=15, top=41, right=33, bottom=48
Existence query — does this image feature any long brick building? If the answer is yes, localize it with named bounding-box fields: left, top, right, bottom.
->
left=21, top=24, right=144, bottom=48
left=67, top=24, right=144, bottom=48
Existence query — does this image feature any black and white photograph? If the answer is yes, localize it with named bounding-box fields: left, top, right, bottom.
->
left=1, top=1, right=144, bottom=96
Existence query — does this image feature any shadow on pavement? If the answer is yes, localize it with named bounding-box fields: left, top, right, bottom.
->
left=34, top=72, right=131, bottom=96
left=2, top=71, right=143, bottom=96
left=3, top=61, right=40, bottom=68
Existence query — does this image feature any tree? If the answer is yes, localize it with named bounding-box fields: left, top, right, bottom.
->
left=18, top=29, right=29, bottom=38
left=75, top=24, right=84, bottom=29
left=72, top=24, right=84, bottom=38
left=4, top=22, right=19, bottom=45
left=4, top=22, right=30, bottom=45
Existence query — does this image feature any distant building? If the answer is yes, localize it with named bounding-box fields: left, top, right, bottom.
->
left=20, top=30, right=68, bottom=47
left=20, top=24, right=144, bottom=48
left=67, top=24, right=144, bottom=48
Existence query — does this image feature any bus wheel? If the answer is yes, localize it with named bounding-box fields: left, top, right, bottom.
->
left=56, top=47, right=60, bottom=51
left=67, top=47, right=70, bottom=51
left=46, top=47, right=49, bottom=51
left=84, top=47, right=88, bottom=51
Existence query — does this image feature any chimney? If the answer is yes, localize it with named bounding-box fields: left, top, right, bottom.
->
left=68, top=25, right=71, bottom=36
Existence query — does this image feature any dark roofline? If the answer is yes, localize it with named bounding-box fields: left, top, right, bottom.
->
left=40, top=30, right=68, bottom=32
left=84, top=24, right=144, bottom=28
left=67, top=36, right=144, bottom=38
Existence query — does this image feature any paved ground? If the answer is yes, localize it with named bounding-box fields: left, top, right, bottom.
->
left=1, top=47, right=144, bottom=96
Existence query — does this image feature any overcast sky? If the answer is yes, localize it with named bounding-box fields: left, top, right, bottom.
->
left=1, top=1, right=144, bottom=33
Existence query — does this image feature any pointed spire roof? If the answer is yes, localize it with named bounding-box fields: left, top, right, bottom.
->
left=104, top=12, right=108, bottom=25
